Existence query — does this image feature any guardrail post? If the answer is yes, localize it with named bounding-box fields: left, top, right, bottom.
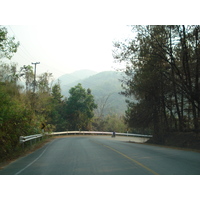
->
left=19, top=136, right=24, bottom=149
left=19, top=136, right=23, bottom=144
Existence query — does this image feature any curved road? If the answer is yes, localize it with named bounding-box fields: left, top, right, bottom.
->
left=1, top=136, right=200, bottom=175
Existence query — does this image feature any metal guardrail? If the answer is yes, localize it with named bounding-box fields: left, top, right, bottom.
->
left=19, top=131, right=152, bottom=144
left=49, top=131, right=153, bottom=138
left=19, top=134, right=43, bottom=144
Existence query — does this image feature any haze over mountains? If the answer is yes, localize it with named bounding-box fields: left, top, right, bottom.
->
left=57, top=69, right=97, bottom=86
left=57, top=70, right=128, bottom=116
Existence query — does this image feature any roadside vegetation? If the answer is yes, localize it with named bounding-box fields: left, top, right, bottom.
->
left=0, top=26, right=126, bottom=162
left=113, top=25, right=200, bottom=149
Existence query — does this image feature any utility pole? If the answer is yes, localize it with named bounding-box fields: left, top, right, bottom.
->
left=32, top=62, right=40, bottom=93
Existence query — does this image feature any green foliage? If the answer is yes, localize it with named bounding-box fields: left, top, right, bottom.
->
left=19, top=65, right=34, bottom=92
left=48, top=82, right=67, bottom=131
left=37, top=72, right=53, bottom=93
left=92, top=114, right=127, bottom=132
left=61, top=71, right=129, bottom=116
left=0, top=66, right=58, bottom=161
left=0, top=82, right=38, bottom=161
left=0, top=26, right=57, bottom=161
left=51, top=81, right=63, bottom=103
left=113, top=25, right=200, bottom=143
left=65, top=83, right=97, bottom=130
left=0, top=26, right=19, bottom=59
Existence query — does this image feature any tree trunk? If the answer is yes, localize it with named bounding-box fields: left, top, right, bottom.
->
left=171, top=67, right=183, bottom=131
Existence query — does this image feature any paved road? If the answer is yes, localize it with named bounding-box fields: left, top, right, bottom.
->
left=1, top=136, right=200, bottom=175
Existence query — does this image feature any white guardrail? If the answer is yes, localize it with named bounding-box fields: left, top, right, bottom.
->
left=19, top=134, right=43, bottom=144
left=19, top=131, right=152, bottom=144
left=49, top=131, right=153, bottom=138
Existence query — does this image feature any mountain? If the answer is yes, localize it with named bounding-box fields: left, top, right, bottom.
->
left=70, top=69, right=98, bottom=80
left=58, top=70, right=129, bottom=116
left=57, top=69, right=97, bottom=86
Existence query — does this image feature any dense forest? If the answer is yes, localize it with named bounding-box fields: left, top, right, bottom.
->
left=113, top=25, right=200, bottom=147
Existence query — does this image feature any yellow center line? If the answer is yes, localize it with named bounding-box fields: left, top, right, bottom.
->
left=93, top=140, right=159, bottom=175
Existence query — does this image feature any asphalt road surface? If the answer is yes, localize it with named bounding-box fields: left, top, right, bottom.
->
left=1, top=136, right=200, bottom=175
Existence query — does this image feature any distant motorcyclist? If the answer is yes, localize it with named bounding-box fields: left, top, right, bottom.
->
left=112, top=131, right=116, bottom=137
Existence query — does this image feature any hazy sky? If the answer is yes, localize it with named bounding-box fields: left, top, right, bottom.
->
left=2, top=0, right=196, bottom=79
left=5, top=25, right=133, bottom=78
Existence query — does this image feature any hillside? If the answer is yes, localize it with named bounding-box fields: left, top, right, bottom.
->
left=57, top=69, right=97, bottom=86
left=57, top=70, right=128, bottom=116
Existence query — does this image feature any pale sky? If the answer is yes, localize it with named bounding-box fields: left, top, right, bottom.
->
left=2, top=1, right=196, bottom=79
left=5, top=25, right=133, bottom=78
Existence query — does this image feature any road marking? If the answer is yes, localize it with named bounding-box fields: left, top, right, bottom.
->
left=15, top=140, right=56, bottom=175
left=15, top=148, right=48, bottom=175
left=93, top=141, right=159, bottom=175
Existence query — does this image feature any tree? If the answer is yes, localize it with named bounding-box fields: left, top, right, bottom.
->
left=0, top=66, right=40, bottom=161
left=19, top=65, right=34, bottom=92
left=66, top=83, right=97, bottom=130
left=51, top=81, right=63, bottom=103
left=113, top=25, right=200, bottom=144
left=0, top=26, right=19, bottom=59
left=49, top=82, right=67, bottom=131
left=37, top=72, right=53, bottom=93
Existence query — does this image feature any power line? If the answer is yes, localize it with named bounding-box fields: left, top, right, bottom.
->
left=41, top=62, right=68, bottom=76
left=8, top=26, right=37, bottom=61
left=6, top=26, right=69, bottom=78
left=7, top=26, right=67, bottom=75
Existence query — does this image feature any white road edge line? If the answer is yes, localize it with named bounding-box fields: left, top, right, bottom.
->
left=15, top=140, right=55, bottom=175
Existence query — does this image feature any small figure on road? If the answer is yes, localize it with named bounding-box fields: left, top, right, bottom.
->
left=112, top=131, right=116, bottom=137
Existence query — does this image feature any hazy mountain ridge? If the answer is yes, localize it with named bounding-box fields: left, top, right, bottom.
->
left=57, top=70, right=128, bottom=115
left=58, top=69, right=97, bottom=86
